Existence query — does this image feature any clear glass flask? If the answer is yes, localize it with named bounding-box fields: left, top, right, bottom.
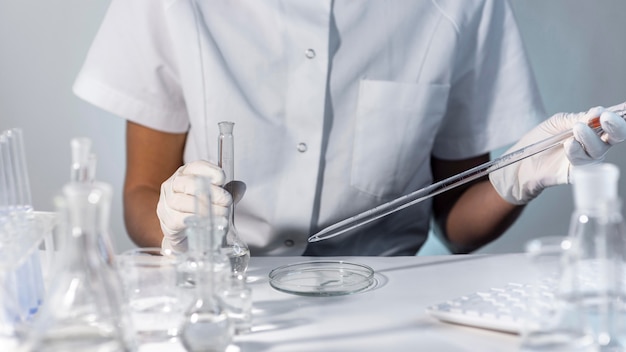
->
left=520, top=236, right=595, bottom=352
left=70, top=137, right=116, bottom=266
left=567, top=163, right=626, bottom=351
left=219, top=272, right=252, bottom=335
left=218, top=121, right=249, bottom=274
left=179, top=176, right=233, bottom=352
left=20, top=181, right=136, bottom=351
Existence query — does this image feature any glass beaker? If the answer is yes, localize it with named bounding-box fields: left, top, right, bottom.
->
left=218, top=121, right=249, bottom=274
left=118, top=247, right=191, bottom=343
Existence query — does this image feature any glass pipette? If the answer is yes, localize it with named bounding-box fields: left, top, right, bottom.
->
left=308, top=109, right=626, bottom=243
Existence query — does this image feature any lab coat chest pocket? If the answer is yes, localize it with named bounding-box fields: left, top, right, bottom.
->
left=351, top=80, right=450, bottom=199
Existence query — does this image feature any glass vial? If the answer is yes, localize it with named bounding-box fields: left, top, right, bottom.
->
left=217, top=121, right=249, bottom=274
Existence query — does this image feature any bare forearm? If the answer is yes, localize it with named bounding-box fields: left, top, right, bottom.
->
left=123, top=185, right=163, bottom=248
left=445, top=180, right=524, bottom=253
left=123, top=120, right=187, bottom=248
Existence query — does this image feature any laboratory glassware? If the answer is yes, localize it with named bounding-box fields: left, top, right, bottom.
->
left=218, top=121, right=250, bottom=274
left=219, top=272, right=252, bottom=335
left=70, top=137, right=96, bottom=183
left=68, top=137, right=116, bottom=265
left=567, top=163, right=626, bottom=350
left=309, top=109, right=626, bottom=243
left=191, top=0, right=248, bottom=272
left=519, top=236, right=595, bottom=352
left=176, top=203, right=231, bottom=297
left=2, top=129, right=32, bottom=211
left=117, top=247, right=189, bottom=343
left=268, top=260, right=375, bottom=297
left=0, top=128, right=45, bottom=336
left=0, top=218, right=45, bottom=339
left=180, top=176, right=233, bottom=352
left=21, top=181, right=137, bottom=352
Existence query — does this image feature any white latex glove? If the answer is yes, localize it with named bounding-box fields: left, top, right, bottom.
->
left=157, top=160, right=233, bottom=252
left=490, top=103, right=626, bottom=205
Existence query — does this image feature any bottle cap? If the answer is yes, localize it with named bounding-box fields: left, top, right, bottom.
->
left=571, top=162, right=620, bottom=209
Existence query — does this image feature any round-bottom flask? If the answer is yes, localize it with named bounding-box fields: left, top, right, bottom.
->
left=180, top=216, right=233, bottom=352
left=179, top=176, right=233, bottom=352
left=179, top=264, right=232, bottom=351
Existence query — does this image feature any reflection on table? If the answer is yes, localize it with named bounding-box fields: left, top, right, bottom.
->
left=141, top=254, right=531, bottom=352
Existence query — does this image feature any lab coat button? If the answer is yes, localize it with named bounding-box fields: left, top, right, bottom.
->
left=304, top=48, right=316, bottom=59
left=297, top=143, right=308, bottom=153
left=284, top=239, right=295, bottom=247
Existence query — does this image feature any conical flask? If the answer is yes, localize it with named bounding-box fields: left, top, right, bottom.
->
left=180, top=175, right=233, bottom=351
left=20, top=181, right=136, bottom=351
left=218, top=121, right=249, bottom=274
left=567, top=163, right=626, bottom=350
left=70, top=137, right=116, bottom=266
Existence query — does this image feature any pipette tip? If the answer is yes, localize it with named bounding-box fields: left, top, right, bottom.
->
left=307, top=235, right=321, bottom=243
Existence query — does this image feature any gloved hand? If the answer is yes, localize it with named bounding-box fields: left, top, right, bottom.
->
left=490, top=103, right=626, bottom=205
left=157, top=160, right=233, bottom=252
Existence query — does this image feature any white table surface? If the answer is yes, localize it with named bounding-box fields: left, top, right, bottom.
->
left=141, top=253, right=534, bottom=352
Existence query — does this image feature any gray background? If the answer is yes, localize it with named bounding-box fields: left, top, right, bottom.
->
left=1, top=0, right=625, bottom=255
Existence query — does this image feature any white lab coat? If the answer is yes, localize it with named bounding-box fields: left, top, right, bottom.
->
left=73, top=0, right=544, bottom=256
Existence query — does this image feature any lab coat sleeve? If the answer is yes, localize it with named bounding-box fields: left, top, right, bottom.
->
left=72, top=0, right=190, bottom=133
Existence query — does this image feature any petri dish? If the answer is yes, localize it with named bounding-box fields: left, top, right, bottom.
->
left=268, top=260, right=375, bottom=297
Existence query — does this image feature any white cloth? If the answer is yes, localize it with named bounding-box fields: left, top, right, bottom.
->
left=73, top=0, right=544, bottom=256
